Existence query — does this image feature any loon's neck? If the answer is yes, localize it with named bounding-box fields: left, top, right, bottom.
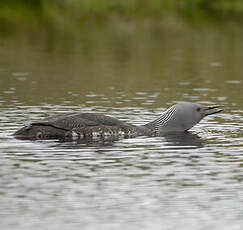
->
left=143, top=105, right=178, bottom=134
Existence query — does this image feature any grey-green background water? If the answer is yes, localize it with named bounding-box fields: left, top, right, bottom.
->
left=0, top=14, right=243, bottom=230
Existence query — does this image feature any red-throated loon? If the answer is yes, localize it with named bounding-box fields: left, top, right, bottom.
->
left=14, top=102, right=223, bottom=140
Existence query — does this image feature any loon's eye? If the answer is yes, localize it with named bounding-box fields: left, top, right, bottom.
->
left=197, top=107, right=201, bottom=112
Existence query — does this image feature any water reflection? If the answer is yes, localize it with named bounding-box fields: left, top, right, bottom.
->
left=0, top=18, right=242, bottom=107
left=53, top=132, right=203, bottom=150
left=57, top=136, right=121, bottom=148
left=162, top=132, right=203, bottom=149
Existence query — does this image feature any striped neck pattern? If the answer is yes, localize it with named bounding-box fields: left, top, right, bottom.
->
left=144, top=105, right=177, bottom=134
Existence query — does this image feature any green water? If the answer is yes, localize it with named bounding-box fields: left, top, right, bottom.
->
left=0, top=15, right=243, bottom=230
left=1, top=17, right=242, bottom=106
left=1, top=0, right=243, bottom=21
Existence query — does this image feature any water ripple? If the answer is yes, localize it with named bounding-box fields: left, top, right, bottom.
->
left=0, top=100, right=243, bottom=230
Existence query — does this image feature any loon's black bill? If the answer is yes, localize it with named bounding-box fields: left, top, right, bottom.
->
left=204, top=105, right=223, bottom=116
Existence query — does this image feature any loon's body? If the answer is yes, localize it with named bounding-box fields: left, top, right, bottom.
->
left=14, top=102, right=223, bottom=140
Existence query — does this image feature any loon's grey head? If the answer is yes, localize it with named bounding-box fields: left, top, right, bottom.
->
left=152, top=102, right=223, bottom=133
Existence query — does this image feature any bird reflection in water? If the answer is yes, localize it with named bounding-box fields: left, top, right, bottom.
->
left=160, top=132, right=203, bottom=149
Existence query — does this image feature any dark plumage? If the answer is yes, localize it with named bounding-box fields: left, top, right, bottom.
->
left=14, top=113, right=151, bottom=140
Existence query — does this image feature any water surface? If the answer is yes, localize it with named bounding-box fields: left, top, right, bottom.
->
left=0, top=18, right=243, bottom=230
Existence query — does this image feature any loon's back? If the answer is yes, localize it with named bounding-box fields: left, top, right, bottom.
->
left=14, top=113, right=147, bottom=139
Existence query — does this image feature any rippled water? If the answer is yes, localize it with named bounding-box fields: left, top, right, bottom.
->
left=0, top=18, right=243, bottom=230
